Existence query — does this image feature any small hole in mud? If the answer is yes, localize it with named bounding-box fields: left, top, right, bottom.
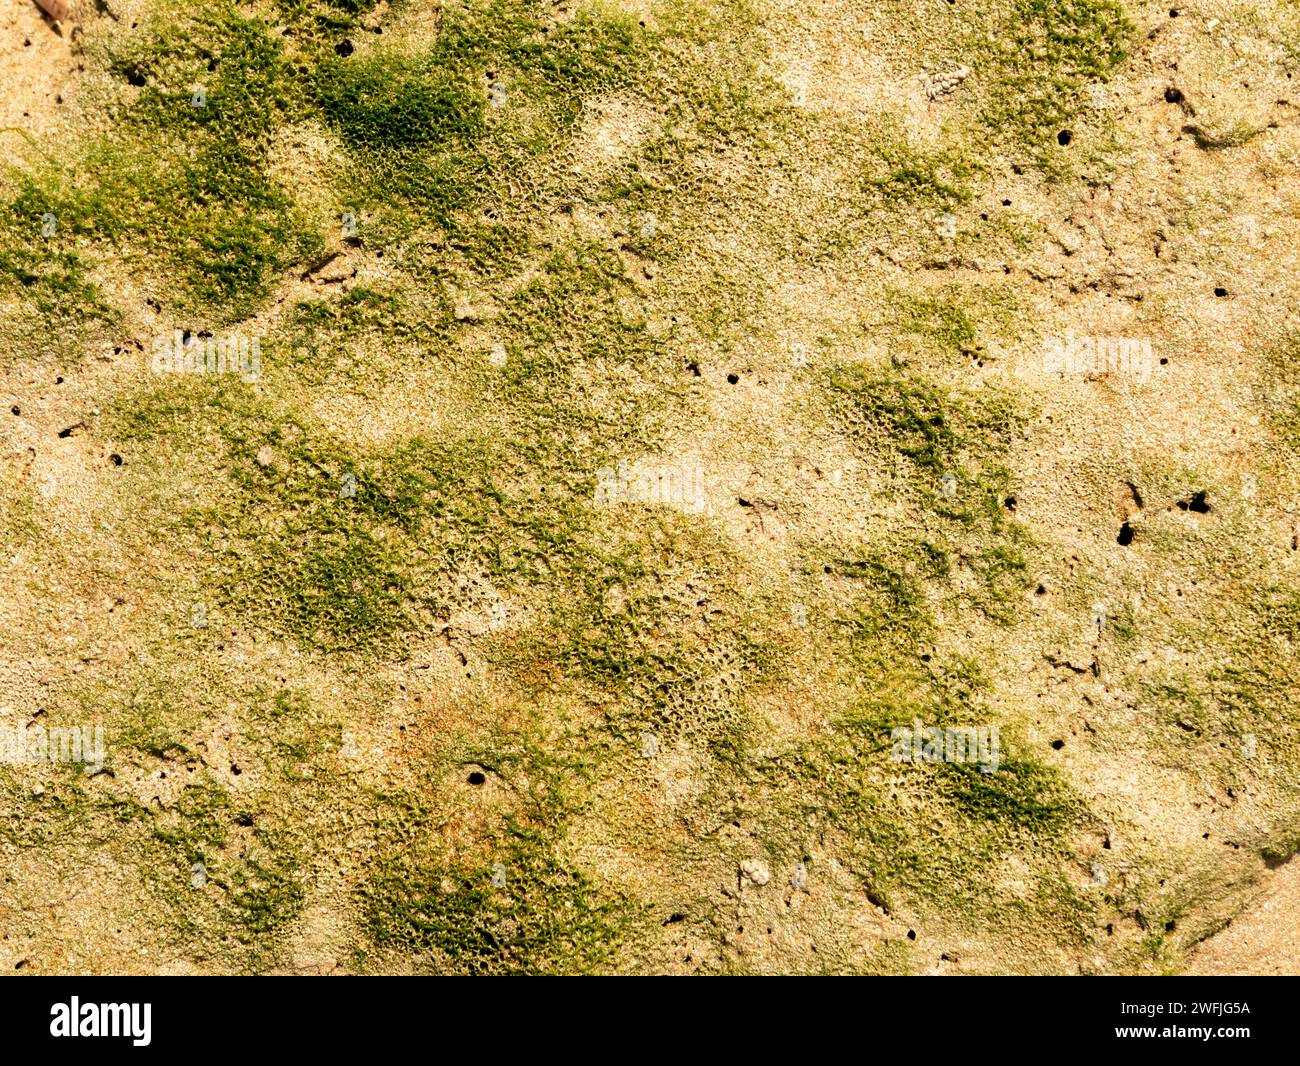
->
left=1165, top=919, right=1176, bottom=931
left=9, top=406, right=18, bottom=416
left=1035, top=584, right=1047, bottom=595
left=467, top=771, right=486, bottom=785
left=1159, top=357, right=1168, bottom=365
left=663, top=912, right=685, bottom=925
left=110, top=454, right=123, bottom=466
left=726, top=373, right=739, bottom=385
left=1164, top=87, right=1184, bottom=104
left=237, top=814, right=253, bottom=826
left=1003, top=496, right=1017, bottom=511
left=126, top=69, right=146, bottom=87
left=907, top=929, right=917, bottom=940
left=1002, top=198, right=1011, bottom=206
left=334, top=39, right=354, bottom=57
left=1169, top=7, right=1178, bottom=16
left=230, top=764, right=241, bottom=775
left=1214, top=286, right=1228, bottom=297
left=1177, top=491, right=1211, bottom=514
left=1051, top=739, right=1065, bottom=750
left=686, top=360, right=701, bottom=376
left=1117, top=522, right=1135, bottom=546
left=1057, top=129, right=1073, bottom=146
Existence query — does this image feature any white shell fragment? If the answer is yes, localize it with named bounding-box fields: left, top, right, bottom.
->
left=922, top=65, right=971, bottom=101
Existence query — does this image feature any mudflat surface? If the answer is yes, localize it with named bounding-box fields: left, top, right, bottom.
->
left=1, top=0, right=1298, bottom=975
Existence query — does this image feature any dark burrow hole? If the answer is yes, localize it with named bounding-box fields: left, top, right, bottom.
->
left=1035, top=584, right=1047, bottom=595
left=110, top=454, right=123, bottom=466
left=1164, top=87, right=1184, bottom=104
left=1177, top=491, right=1211, bottom=513
left=335, top=39, right=354, bottom=56
left=1003, top=495, right=1017, bottom=511
left=1165, top=920, right=1177, bottom=932
left=467, top=771, right=486, bottom=786
left=236, top=814, right=253, bottom=826
left=9, top=406, right=18, bottom=416
left=663, top=913, right=685, bottom=925
left=1051, top=739, right=1065, bottom=750
left=126, top=68, right=146, bottom=87
left=906, top=929, right=917, bottom=941
left=1117, top=521, right=1135, bottom=545
left=1057, top=129, right=1073, bottom=146
left=686, top=360, right=701, bottom=376
left=726, top=373, right=739, bottom=384
left=1214, top=286, right=1228, bottom=297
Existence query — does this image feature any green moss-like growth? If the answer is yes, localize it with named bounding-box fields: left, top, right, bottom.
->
left=316, top=55, right=485, bottom=151
left=360, top=733, right=636, bottom=974
left=936, top=756, right=1074, bottom=833
left=362, top=842, right=630, bottom=974
left=826, top=366, right=1031, bottom=620
left=979, top=0, right=1133, bottom=168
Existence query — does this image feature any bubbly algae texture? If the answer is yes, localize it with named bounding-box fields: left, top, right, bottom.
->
left=0, top=0, right=1298, bottom=974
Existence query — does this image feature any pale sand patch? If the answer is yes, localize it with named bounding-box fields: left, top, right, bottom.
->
left=1185, top=856, right=1300, bottom=975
